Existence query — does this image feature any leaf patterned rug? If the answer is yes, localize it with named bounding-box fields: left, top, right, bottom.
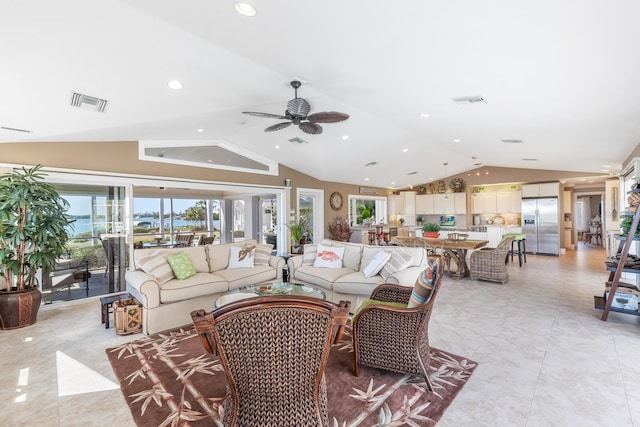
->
left=106, top=326, right=476, bottom=426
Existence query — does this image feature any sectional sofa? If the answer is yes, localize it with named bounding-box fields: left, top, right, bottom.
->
left=288, top=239, right=429, bottom=309
left=125, top=240, right=284, bottom=334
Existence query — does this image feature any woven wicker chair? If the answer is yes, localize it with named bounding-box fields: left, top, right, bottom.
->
left=352, top=257, right=445, bottom=391
left=469, top=236, right=515, bottom=284
left=191, top=296, right=350, bottom=427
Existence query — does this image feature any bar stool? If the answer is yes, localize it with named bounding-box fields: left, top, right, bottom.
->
left=503, top=233, right=527, bottom=267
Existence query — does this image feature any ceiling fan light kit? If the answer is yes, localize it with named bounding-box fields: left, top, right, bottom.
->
left=243, top=80, right=349, bottom=135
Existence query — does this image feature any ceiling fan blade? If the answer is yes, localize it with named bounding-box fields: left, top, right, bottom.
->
left=243, top=111, right=288, bottom=120
left=264, top=122, right=292, bottom=132
left=307, top=111, right=350, bottom=123
left=299, top=122, right=323, bottom=135
left=287, top=98, right=311, bottom=117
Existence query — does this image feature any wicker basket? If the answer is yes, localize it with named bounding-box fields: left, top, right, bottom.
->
left=113, top=298, right=142, bottom=335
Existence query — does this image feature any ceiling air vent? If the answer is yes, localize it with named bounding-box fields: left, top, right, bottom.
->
left=407, top=171, right=418, bottom=176
left=70, top=92, right=109, bottom=113
left=502, top=139, right=524, bottom=143
left=452, top=95, right=486, bottom=104
left=364, top=161, right=379, bottom=167
left=288, top=137, right=308, bottom=144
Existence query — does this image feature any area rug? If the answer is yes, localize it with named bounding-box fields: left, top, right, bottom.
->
left=106, top=326, right=477, bottom=426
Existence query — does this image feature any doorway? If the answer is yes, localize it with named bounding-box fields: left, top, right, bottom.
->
left=297, top=188, right=324, bottom=243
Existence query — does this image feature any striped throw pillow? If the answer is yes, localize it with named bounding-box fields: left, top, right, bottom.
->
left=254, top=243, right=273, bottom=266
left=380, top=250, right=413, bottom=281
left=137, top=250, right=174, bottom=284
left=407, top=258, right=439, bottom=308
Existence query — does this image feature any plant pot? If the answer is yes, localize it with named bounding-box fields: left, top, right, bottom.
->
left=423, top=232, right=440, bottom=238
left=0, top=287, right=42, bottom=330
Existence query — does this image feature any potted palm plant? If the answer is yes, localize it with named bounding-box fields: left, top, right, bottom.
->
left=0, top=165, right=74, bottom=329
left=422, top=222, right=441, bottom=238
left=288, top=220, right=306, bottom=254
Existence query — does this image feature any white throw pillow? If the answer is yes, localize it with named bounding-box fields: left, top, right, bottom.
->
left=363, top=250, right=391, bottom=278
left=228, top=245, right=255, bottom=269
left=380, top=250, right=413, bottom=281
left=313, top=244, right=345, bottom=269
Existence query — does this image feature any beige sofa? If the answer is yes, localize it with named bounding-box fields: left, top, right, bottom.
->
left=125, top=240, right=284, bottom=334
left=288, top=239, right=428, bottom=309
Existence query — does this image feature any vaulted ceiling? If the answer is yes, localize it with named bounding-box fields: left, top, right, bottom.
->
left=2, top=0, right=639, bottom=188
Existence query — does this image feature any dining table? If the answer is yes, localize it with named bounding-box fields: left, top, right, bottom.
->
left=393, top=236, right=489, bottom=279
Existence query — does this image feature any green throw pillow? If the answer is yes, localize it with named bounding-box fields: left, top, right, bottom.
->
left=166, top=252, right=196, bottom=280
left=354, top=298, right=408, bottom=317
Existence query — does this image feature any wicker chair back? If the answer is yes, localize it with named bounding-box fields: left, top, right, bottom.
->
left=191, top=296, right=350, bottom=427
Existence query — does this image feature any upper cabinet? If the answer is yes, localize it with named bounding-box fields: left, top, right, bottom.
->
left=521, top=183, right=559, bottom=198
left=472, top=192, right=497, bottom=214
left=415, top=193, right=467, bottom=215
left=415, top=194, right=434, bottom=214
left=496, top=191, right=522, bottom=213
left=388, top=191, right=417, bottom=215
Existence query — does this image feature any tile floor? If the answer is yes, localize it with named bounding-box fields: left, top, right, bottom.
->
left=1, top=245, right=639, bottom=426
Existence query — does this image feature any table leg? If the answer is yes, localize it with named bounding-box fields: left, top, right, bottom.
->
left=445, top=248, right=470, bottom=279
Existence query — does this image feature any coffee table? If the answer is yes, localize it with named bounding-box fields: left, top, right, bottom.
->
left=215, top=282, right=326, bottom=308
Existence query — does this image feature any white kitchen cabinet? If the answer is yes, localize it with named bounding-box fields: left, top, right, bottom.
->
left=521, top=183, right=559, bottom=197
left=454, top=193, right=467, bottom=214
left=496, top=191, right=521, bottom=213
left=433, top=194, right=455, bottom=214
left=415, top=194, right=434, bottom=215
left=563, top=190, right=572, bottom=213
left=402, top=191, right=417, bottom=216
left=387, top=195, right=401, bottom=215
left=486, top=225, right=522, bottom=248
left=473, top=192, right=497, bottom=214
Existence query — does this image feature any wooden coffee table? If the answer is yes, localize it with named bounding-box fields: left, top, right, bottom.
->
left=215, top=282, right=326, bottom=308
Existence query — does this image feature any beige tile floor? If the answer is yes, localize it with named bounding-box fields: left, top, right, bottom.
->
left=1, top=245, right=639, bottom=426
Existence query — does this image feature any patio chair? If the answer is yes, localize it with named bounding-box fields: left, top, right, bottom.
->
left=197, top=235, right=216, bottom=245
left=191, top=296, right=350, bottom=427
left=469, top=236, right=515, bottom=283
left=351, top=256, right=445, bottom=391
left=173, top=232, right=195, bottom=247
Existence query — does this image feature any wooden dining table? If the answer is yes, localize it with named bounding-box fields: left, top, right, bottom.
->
left=393, top=236, right=489, bottom=279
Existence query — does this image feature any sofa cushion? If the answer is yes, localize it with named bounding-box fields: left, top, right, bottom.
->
left=254, top=243, right=273, bottom=266
left=134, top=246, right=210, bottom=273
left=324, top=240, right=363, bottom=271
left=159, top=272, right=228, bottom=303
left=407, top=257, right=440, bottom=308
left=228, top=245, right=255, bottom=269
left=313, top=244, right=345, bottom=268
left=333, top=271, right=385, bottom=296
left=137, top=250, right=174, bottom=285
left=214, top=265, right=279, bottom=290
left=380, top=250, right=414, bottom=281
left=208, top=240, right=258, bottom=271
left=362, top=250, right=391, bottom=278
left=302, top=244, right=318, bottom=266
left=293, top=265, right=353, bottom=290
left=166, top=252, right=197, bottom=280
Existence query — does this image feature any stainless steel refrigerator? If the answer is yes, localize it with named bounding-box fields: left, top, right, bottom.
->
left=522, top=197, right=559, bottom=255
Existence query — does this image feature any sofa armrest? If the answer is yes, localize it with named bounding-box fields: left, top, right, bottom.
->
left=125, top=270, right=161, bottom=309
left=384, top=265, right=425, bottom=286
left=287, top=255, right=304, bottom=277
left=269, top=256, right=285, bottom=279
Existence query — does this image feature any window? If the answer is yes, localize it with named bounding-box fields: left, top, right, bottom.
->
left=348, top=195, right=388, bottom=226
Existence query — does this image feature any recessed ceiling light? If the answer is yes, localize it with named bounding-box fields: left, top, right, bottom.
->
left=453, top=139, right=461, bottom=143
left=602, top=164, right=611, bottom=168
left=364, top=177, right=370, bottom=181
left=402, top=148, right=409, bottom=153
left=420, top=113, right=430, bottom=118
left=275, top=145, right=280, bottom=149
left=342, top=135, right=350, bottom=140
left=196, top=128, right=204, bottom=132
left=391, top=181, right=396, bottom=185
left=167, top=80, right=183, bottom=90
left=234, top=2, right=256, bottom=16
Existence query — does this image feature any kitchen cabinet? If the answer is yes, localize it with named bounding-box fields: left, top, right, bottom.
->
left=473, top=192, right=497, bottom=214
left=496, top=191, right=521, bottom=213
left=388, top=191, right=417, bottom=215
left=415, top=194, right=434, bottom=215
left=454, top=193, right=467, bottom=214
left=521, top=183, right=559, bottom=198
left=563, top=190, right=572, bottom=213
left=433, top=194, right=455, bottom=214
left=486, top=225, right=521, bottom=248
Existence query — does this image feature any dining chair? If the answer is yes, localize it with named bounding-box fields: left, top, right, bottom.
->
left=351, top=256, right=445, bottom=392
left=191, top=296, right=350, bottom=427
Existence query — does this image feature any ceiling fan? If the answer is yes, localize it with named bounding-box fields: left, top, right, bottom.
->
left=243, top=80, right=349, bottom=135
